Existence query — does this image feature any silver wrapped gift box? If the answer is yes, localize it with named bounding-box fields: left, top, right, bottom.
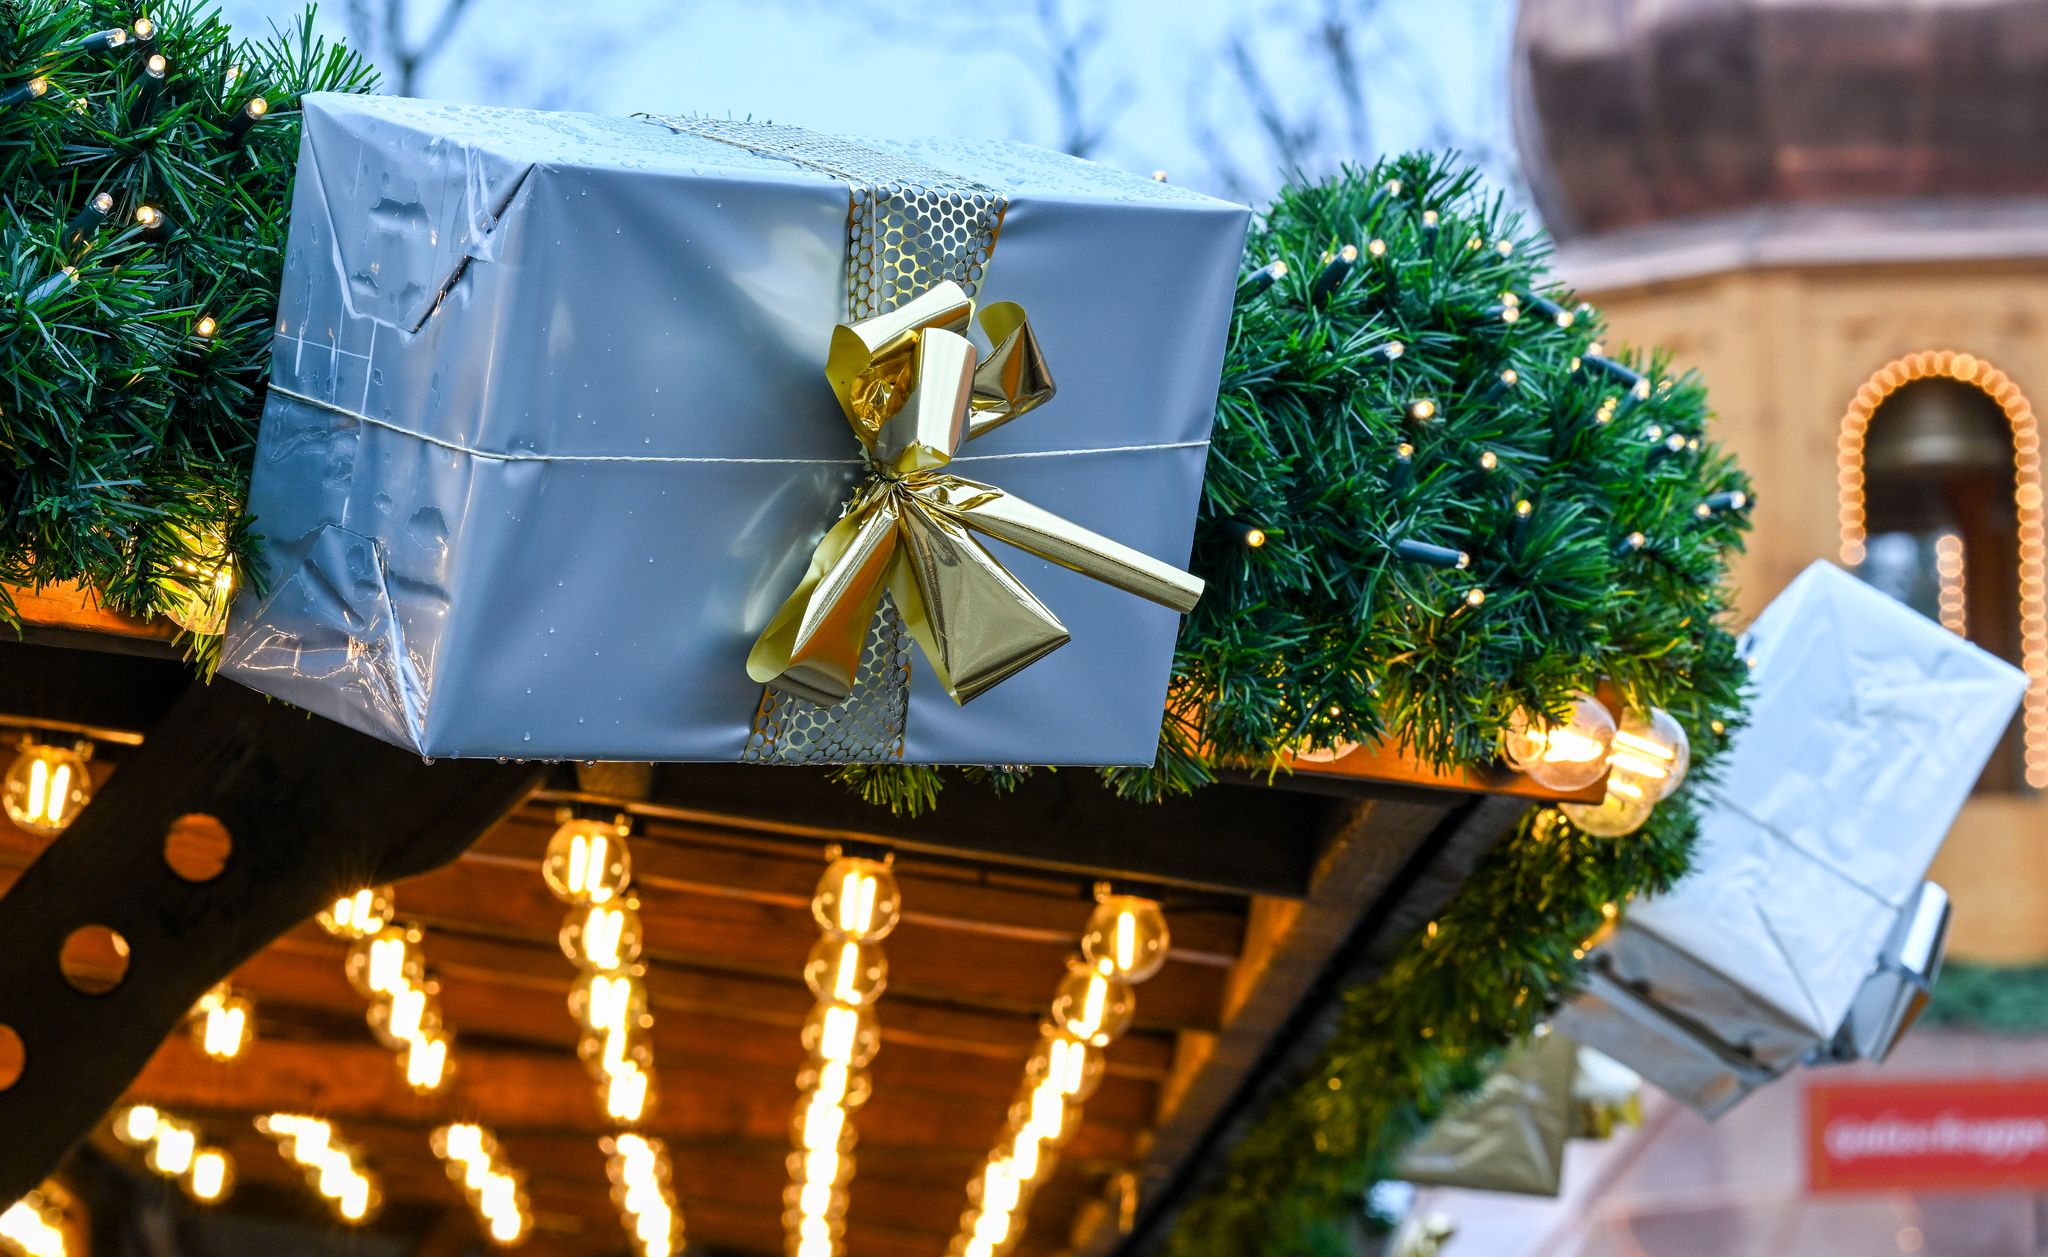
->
left=1556, top=561, right=2027, bottom=1115
left=223, top=95, right=1248, bottom=763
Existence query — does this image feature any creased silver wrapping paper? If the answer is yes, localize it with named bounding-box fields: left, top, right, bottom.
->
left=1557, top=561, right=2027, bottom=1115
left=222, top=95, right=1249, bottom=763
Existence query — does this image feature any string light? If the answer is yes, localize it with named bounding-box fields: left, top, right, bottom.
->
left=158, top=518, right=237, bottom=635
left=1240, top=258, right=1287, bottom=295
left=1420, top=208, right=1440, bottom=235
left=945, top=896, right=1171, bottom=1257
left=1500, top=693, right=1616, bottom=791
left=339, top=912, right=456, bottom=1093
left=1936, top=533, right=1968, bottom=635
left=1407, top=398, right=1437, bottom=422
left=787, top=851, right=900, bottom=1257
left=0, top=1194, right=67, bottom=1257
left=113, top=1106, right=233, bottom=1203
left=1222, top=519, right=1265, bottom=549
left=63, top=192, right=115, bottom=252
left=604, top=1133, right=682, bottom=1257
left=317, top=885, right=394, bottom=938
left=432, top=1124, right=532, bottom=1246
left=1837, top=350, right=2048, bottom=786
left=224, top=96, right=267, bottom=144
left=3, top=740, right=93, bottom=836
left=1366, top=238, right=1387, bottom=258
left=131, top=54, right=167, bottom=126
left=0, top=77, right=49, bottom=108
left=25, top=266, right=78, bottom=305
left=1512, top=497, right=1535, bottom=548
left=78, top=27, right=128, bottom=52
left=1615, top=530, right=1647, bottom=557
left=134, top=203, right=172, bottom=243
left=1463, top=586, right=1487, bottom=608
left=546, top=814, right=664, bottom=1130
left=1381, top=340, right=1405, bottom=360
left=190, top=982, right=254, bottom=1061
left=1495, top=238, right=1514, bottom=257
left=1478, top=450, right=1498, bottom=471
left=1392, top=539, right=1470, bottom=571
left=1560, top=707, right=1691, bottom=838
left=1393, top=441, right=1414, bottom=492
left=130, top=16, right=158, bottom=43
left=257, top=1115, right=379, bottom=1223
left=194, top=315, right=218, bottom=339
left=543, top=814, right=633, bottom=905
left=1309, top=244, right=1359, bottom=305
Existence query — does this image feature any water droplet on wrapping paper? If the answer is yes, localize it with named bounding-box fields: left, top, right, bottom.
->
left=372, top=492, right=393, bottom=514
left=496, top=756, right=508, bottom=764
left=548, top=626, right=556, bottom=634
left=421, top=755, right=434, bottom=764
left=523, top=733, right=532, bottom=742
left=407, top=506, right=448, bottom=551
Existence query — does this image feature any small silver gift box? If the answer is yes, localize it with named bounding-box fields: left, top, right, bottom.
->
left=1555, top=561, right=2027, bottom=1115
left=223, top=95, right=1248, bottom=763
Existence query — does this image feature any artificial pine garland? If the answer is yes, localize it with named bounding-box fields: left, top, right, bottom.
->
left=0, top=0, right=372, bottom=656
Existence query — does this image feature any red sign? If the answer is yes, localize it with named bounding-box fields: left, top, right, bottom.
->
left=1808, top=1078, right=2048, bottom=1193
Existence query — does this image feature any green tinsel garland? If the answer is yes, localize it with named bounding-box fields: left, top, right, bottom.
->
left=0, top=0, right=373, bottom=658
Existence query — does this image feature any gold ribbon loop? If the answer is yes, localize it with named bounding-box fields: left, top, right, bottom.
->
left=748, top=281, right=1206, bottom=707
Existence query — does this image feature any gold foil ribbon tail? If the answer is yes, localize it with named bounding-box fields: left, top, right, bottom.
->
left=748, top=286, right=1205, bottom=708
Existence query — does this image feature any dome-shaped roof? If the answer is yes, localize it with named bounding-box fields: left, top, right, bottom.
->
left=1513, top=0, right=2048, bottom=243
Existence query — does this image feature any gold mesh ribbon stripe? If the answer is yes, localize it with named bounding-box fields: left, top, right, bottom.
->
left=643, top=116, right=1009, bottom=764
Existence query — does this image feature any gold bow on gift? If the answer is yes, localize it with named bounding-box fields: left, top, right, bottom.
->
left=747, top=281, right=1207, bottom=708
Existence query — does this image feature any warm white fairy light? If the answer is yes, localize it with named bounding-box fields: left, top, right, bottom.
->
left=190, top=982, right=253, bottom=1061
left=787, top=852, right=901, bottom=1257
left=258, top=1115, right=377, bottom=1222
left=2, top=741, right=92, bottom=836
left=604, top=1134, right=682, bottom=1257
left=432, top=1124, right=531, bottom=1247
left=1936, top=533, right=1968, bottom=635
left=113, top=1106, right=233, bottom=1203
left=0, top=1194, right=66, bottom=1257
left=338, top=904, right=456, bottom=1093
left=945, top=896, right=1172, bottom=1257
left=1838, top=350, right=2048, bottom=786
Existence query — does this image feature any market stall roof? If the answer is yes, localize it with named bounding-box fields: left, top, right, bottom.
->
left=0, top=588, right=1579, bottom=1257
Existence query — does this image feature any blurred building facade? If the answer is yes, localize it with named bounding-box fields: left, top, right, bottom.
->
left=1520, top=0, right=2048, bottom=963
left=1458, top=2, right=2048, bottom=1253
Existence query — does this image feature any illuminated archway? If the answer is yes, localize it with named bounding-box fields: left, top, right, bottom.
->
left=1838, top=350, right=2047, bottom=789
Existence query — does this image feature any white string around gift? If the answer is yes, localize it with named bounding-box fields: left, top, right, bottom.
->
left=265, top=383, right=1210, bottom=468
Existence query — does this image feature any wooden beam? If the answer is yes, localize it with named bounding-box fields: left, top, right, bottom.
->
left=0, top=679, right=543, bottom=1202
left=0, top=640, right=189, bottom=742
left=1081, top=792, right=1532, bottom=1257
left=3, top=582, right=178, bottom=658
left=541, top=762, right=1338, bottom=899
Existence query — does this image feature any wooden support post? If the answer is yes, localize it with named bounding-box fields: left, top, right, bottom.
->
left=0, top=680, right=541, bottom=1201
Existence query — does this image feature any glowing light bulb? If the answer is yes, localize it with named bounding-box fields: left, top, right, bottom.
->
left=1499, top=693, right=1617, bottom=792
left=803, top=1000, right=880, bottom=1068
left=337, top=1174, right=372, bottom=1222
left=4, top=742, right=92, bottom=836
left=1607, top=707, right=1690, bottom=802
left=117, top=1104, right=161, bottom=1145
left=1366, top=238, right=1387, bottom=257
left=193, top=985, right=253, bottom=1060
left=572, top=969, right=646, bottom=1036
left=1049, top=962, right=1135, bottom=1047
left=606, top=1060, right=651, bottom=1122
left=560, top=898, right=642, bottom=972
left=1408, top=398, right=1437, bottom=421
left=1080, top=894, right=1170, bottom=983
left=802, top=936, right=887, bottom=1007
left=436, top=1123, right=487, bottom=1163
left=194, top=315, right=217, bottom=339
left=542, top=817, right=632, bottom=905
left=132, top=17, right=156, bottom=40
left=318, top=885, right=394, bottom=938
left=344, top=923, right=423, bottom=997
left=149, top=1121, right=196, bottom=1176
left=144, top=53, right=166, bottom=77
left=186, top=1149, right=231, bottom=1203
left=156, top=519, right=236, bottom=634
left=371, top=980, right=435, bottom=1047
left=404, top=1031, right=451, bottom=1093
left=812, top=855, right=901, bottom=941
